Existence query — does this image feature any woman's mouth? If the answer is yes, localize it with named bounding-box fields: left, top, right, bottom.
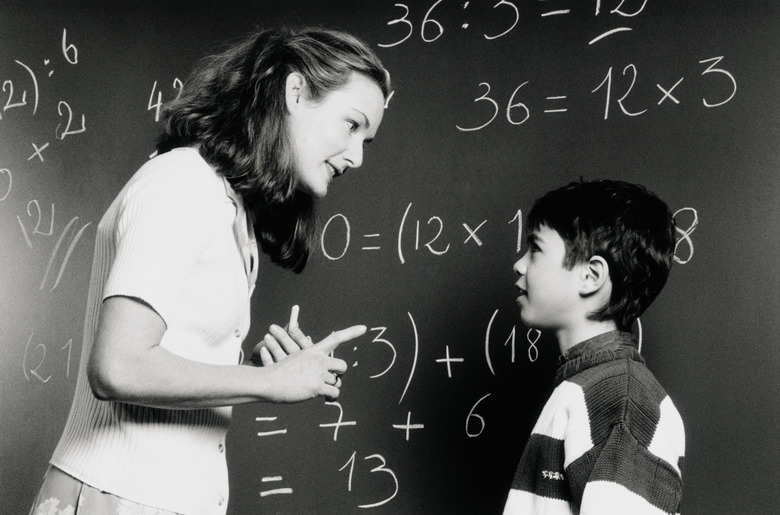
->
left=326, top=162, right=344, bottom=178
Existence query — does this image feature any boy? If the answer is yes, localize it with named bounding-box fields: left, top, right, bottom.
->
left=504, top=180, right=685, bottom=514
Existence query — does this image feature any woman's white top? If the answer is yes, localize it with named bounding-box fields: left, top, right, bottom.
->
left=50, top=148, right=258, bottom=515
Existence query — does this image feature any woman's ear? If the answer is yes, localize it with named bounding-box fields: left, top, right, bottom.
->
left=285, top=72, right=305, bottom=112
left=580, top=255, right=610, bottom=295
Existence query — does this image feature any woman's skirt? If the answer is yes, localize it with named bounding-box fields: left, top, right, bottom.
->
left=30, top=465, right=181, bottom=515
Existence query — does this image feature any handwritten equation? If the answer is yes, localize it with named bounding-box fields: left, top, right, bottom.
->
left=321, top=203, right=698, bottom=264
left=378, top=0, right=658, bottom=47
left=456, top=56, right=737, bottom=131
left=376, top=1, right=738, bottom=129
left=1, top=28, right=93, bottom=385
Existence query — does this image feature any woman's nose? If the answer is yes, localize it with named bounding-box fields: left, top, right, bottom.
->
left=343, top=137, right=364, bottom=169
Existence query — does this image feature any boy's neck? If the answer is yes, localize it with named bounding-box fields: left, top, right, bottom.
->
left=555, top=319, right=619, bottom=356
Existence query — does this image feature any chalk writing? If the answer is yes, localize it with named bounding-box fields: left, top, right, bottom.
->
left=22, top=332, right=73, bottom=383
left=465, top=392, right=491, bottom=438
left=255, top=416, right=288, bottom=437
left=148, top=78, right=183, bottom=122
left=435, top=345, right=464, bottom=378
left=321, top=204, right=523, bottom=264
left=339, top=452, right=399, bottom=509
left=673, top=207, right=698, bottom=264
left=259, top=476, right=293, bottom=498
left=392, top=411, right=425, bottom=441
left=0, top=168, right=11, bottom=201
left=320, top=401, right=358, bottom=441
left=379, top=0, right=652, bottom=47
left=458, top=57, right=736, bottom=130
left=527, top=328, right=541, bottom=363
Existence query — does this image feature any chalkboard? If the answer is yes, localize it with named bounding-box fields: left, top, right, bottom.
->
left=2, top=1, right=778, bottom=514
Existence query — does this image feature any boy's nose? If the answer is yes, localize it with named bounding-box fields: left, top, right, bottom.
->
left=513, top=252, right=528, bottom=275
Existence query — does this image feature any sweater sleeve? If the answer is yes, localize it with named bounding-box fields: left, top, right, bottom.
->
left=574, top=422, right=683, bottom=515
left=104, top=158, right=224, bottom=326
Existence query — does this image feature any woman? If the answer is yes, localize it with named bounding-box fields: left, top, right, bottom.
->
left=31, top=27, right=390, bottom=515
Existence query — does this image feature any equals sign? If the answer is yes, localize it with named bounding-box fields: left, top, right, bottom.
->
left=259, top=476, right=293, bottom=497
left=362, top=233, right=381, bottom=251
left=544, top=95, right=568, bottom=114
left=256, top=416, right=288, bottom=437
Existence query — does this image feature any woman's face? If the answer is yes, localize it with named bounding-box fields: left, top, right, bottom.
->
left=286, top=71, right=386, bottom=198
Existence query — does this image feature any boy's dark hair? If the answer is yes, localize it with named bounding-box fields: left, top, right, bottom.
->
left=528, top=179, right=676, bottom=331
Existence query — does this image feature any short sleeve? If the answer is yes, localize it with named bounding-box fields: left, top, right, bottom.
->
left=104, top=155, right=226, bottom=325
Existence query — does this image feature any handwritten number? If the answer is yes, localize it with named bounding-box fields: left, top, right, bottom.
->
left=485, top=0, right=520, bottom=40
left=700, top=56, right=737, bottom=107
left=148, top=81, right=163, bottom=122
left=14, top=60, right=39, bottom=115
left=378, top=4, right=413, bottom=48
left=457, top=82, right=499, bottom=132
left=673, top=207, right=698, bottom=264
left=509, top=209, right=522, bottom=254
left=62, top=339, right=73, bottom=378
left=506, top=82, right=530, bottom=125
left=339, top=452, right=399, bottom=509
left=172, top=78, right=183, bottom=98
left=527, top=329, right=541, bottom=363
left=421, top=0, right=444, bottom=43
left=466, top=393, right=491, bottom=438
left=149, top=79, right=183, bottom=122
left=339, top=451, right=357, bottom=491
left=359, top=455, right=399, bottom=509
left=321, top=214, right=350, bottom=260
left=18, top=201, right=54, bottom=241
left=593, top=65, right=646, bottom=120
left=369, top=327, right=397, bottom=379
left=617, top=64, right=647, bottom=116
left=610, top=0, right=649, bottom=17
left=56, top=101, right=86, bottom=139
left=423, top=216, right=450, bottom=255
left=62, top=29, right=78, bottom=64
left=23, top=333, right=52, bottom=383
left=3, top=80, right=28, bottom=112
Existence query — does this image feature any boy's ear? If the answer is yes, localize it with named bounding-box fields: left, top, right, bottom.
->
left=284, top=72, right=305, bottom=112
left=580, top=255, right=610, bottom=295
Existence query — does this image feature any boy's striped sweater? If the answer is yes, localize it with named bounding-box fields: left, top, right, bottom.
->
left=504, top=331, right=685, bottom=515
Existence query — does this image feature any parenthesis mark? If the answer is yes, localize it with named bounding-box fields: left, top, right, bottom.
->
left=485, top=309, right=498, bottom=376
left=398, top=312, right=419, bottom=405
left=398, top=202, right=412, bottom=264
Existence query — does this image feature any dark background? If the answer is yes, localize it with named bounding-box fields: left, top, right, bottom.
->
left=1, top=1, right=777, bottom=514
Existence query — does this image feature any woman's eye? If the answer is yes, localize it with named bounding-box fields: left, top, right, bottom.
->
left=347, top=119, right=359, bottom=132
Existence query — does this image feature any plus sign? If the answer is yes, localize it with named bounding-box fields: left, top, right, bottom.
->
left=392, top=411, right=424, bottom=441
left=435, top=345, right=464, bottom=378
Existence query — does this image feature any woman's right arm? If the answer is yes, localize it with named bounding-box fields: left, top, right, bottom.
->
left=87, top=296, right=364, bottom=409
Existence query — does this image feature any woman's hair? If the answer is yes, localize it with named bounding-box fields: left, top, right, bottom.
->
left=527, top=179, right=676, bottom=331
left=156, top=27, right=391, bottom=272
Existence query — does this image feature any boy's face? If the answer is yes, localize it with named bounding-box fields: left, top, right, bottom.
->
left=513, top=225, right=582, bottom=331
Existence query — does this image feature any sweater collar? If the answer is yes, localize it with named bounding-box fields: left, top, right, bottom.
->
left=554, top=330, right=643, bottom=385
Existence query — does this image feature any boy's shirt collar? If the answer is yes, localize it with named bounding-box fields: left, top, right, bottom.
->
left=554, top=330, right=643, bottom=385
